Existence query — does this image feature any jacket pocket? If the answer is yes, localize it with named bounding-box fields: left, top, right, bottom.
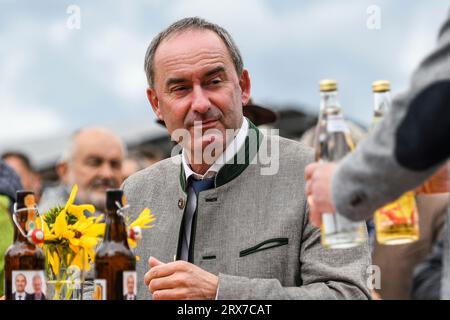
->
left=239, top=238, right=289, bottom=257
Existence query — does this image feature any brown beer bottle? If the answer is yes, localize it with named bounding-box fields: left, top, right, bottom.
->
left=94, top=189, right=136, bottom=300
left=4, top=191, right=46, bottom=300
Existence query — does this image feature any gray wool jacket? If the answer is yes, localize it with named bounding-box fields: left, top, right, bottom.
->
left=331, top=10, right=450, bottom=299
left=123, top=122, right=371, bottom=300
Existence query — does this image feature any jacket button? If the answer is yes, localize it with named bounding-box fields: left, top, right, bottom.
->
left=178, top=198, right=185, bottom=209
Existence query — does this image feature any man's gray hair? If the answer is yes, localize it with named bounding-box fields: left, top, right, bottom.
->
left=144, top=17, right=244, bottom=88
left=32, top=273, right=42, bottom=282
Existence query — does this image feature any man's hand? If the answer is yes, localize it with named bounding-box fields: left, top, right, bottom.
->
left=144, top=257, right=219, bottom=300
left=305, top=162, right=337, bottom=227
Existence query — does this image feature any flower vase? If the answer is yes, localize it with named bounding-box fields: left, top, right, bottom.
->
left=45, top=247, right=85, bottom=300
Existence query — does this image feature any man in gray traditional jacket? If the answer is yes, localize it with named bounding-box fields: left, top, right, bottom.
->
left=123, top=17, right=371, bottom=300
left=306, top=9, right=450, bottom=299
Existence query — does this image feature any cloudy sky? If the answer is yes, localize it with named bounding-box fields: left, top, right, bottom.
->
left=1, top=0, right=449, bottom=147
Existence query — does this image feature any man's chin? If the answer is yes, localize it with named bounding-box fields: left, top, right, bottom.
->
left=83, top=192, right=107, bottom=212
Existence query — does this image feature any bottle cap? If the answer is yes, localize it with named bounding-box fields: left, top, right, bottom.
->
left=372, top=80, right=391, bottom=93
left=16, top=190, right=35, bottom=209
left=106, top=189, right=124, bottom=212
left=320, top=79, right=338, bottom=92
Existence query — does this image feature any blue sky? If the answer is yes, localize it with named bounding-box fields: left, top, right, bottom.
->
left=1, top=0, right=449, bottom=145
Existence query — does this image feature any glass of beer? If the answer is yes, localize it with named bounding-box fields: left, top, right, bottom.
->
left=374, top=191, right=419, bottom=245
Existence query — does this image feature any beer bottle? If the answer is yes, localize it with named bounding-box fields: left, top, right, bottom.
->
left=371, top=81, right=419, bottom=245
left=317, top=80, right=367, bottom=249
left=4, top=191, right=46, bottom=300
left=94, top=189, right=136, bottom=300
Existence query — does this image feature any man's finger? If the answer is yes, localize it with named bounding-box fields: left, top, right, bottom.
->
left=147, top=260, right=190, bottom=284
left=153, top=288, right=189, bottom=300
left=309, top=204, right=322, bottom=228
left=307, top=195, right=314, bottom=208
left=305, top=180, right=312, bottom=196
left=144, top=270, right=152, bottom=286
left=149, top=274, right=184, bottom=293
left=148, top=256, right=164, bottom=268
left=305, top=162, right=319, bottom=180
left=145, top=257, right=166, bottom=286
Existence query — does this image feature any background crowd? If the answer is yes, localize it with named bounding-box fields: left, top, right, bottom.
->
left=1, top=103, right=448, bottom=299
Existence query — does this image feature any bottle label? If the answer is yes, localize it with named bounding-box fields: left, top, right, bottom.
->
left=375, top=191, right=418, bottom=228
left=327, top=115, right=349, bottom=133
left=123, top=271, right=137, bottom=300
left=93, top=279, right=107, bottom=300
left=11, top=270, right=46, bottom=300
left=24, top=194, right=37, bottom=233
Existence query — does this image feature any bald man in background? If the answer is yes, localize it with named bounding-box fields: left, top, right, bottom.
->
left=39, top=127, right=126, bottom=214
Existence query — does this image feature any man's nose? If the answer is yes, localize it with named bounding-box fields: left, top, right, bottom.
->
left=190, top=85, right=210, bottom=114
left=98, top=163, right=115, bottom=179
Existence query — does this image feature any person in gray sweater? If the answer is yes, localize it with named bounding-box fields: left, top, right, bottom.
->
left=305, top=9, right=450, bottom=299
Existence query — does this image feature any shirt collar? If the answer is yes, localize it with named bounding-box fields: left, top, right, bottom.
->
left=182, top=117, right=249, bottom=181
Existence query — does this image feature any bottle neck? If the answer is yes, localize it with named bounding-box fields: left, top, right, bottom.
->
left=373, top=91, right=391, bottom=117
left=315, top=90, right=345, bottom=161
left=320, top=90, right=342, bottom=113
left=371, top=91, right=391, bottom=131
left=104, top=210, right=129, bottom=246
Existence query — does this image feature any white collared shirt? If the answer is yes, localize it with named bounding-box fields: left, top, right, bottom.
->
left=180, top=117, right=249, bottom=300
left=15, top=292, right=26, bottom=300
left=181, top=117, right=249, bottom=182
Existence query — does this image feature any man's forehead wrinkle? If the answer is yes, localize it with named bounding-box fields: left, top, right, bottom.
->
left=158, top=52, right=229, bottom=85
left=159, top=49, right=228, bottom=71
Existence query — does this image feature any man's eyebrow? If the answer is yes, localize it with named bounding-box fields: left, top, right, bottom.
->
left=165, top=66, right=225, bottom=87
left=204, top=66, right=225, bottom=77
left=166, top=77, right=187, bottom=87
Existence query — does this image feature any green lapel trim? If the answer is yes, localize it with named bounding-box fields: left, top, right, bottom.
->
left=178, top=119, right=263, bottom=191
left=215, top=120, right=262, bottom=187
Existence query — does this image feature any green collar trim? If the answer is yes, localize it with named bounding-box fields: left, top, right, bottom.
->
left=215, top=120, right=262, bottom=187
left=179, top=120, right=263, bottom=191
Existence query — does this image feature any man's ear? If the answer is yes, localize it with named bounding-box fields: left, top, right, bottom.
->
left=56, top=162, right=68, bottom=184
left=146, top=88, right=163, bottom=121
left=239, top=69, right=251, bottom=106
